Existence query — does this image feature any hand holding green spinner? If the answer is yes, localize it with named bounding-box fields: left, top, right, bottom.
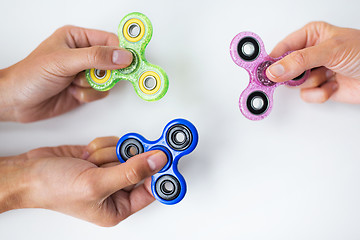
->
left=86, top=12, right=168, bottom=101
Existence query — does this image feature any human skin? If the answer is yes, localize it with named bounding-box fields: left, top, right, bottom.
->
left=0, top=26, right=167, bottom=226
left=0, top=137, right=167, bottom=227
left=0, top=25, right=133, bottom=122
left=266, top=21, right=360, bottom=104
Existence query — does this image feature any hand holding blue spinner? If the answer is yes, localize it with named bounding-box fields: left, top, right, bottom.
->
left=86, top=12, right=168, bottom=101
left=116, top=119, right=198, bottom=205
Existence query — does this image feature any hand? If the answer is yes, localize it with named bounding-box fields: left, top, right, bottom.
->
left=0, top=137, right=167, bottom=227
left=265, top=21, right=360, bottom=104
left=0, top=26, right=133, bottom=122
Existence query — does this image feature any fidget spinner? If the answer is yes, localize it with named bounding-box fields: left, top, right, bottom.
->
left=86, top=12, right=168, bottom=101
left=116, top=119, right=198, bottom=205
left=230, top=32, right=310, bottom=120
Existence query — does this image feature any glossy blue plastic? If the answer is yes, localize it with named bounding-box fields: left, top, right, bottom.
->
left=116, top=119, right=199, bottom=205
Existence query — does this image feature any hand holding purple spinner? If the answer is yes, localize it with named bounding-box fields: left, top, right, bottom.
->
left=230, top=32, right=310, bottom=120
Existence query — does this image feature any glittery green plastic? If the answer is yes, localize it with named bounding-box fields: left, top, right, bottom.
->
left=85, top=12, right=168, bottom=101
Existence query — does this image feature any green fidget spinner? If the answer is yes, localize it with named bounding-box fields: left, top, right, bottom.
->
left=86, top=12, right=168, bottom=101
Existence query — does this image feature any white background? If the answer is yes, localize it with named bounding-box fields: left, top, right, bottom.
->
left=1, top=0, right=360, bottom=239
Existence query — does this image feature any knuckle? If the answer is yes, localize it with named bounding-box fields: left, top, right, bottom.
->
left=300, top=89, right=330, bottom=103
left=109, top=136, right=120, bottom=142
left=88, top=46, right=103, bottom=65
left=45, top=50, right=68, bottom=75
left=323, top=37, right=347, bottom=68
left=290, top=50, right=307, bottom=68
left=303, top=81, right=316, bottom=89
left=316, top=21, right=330, bottom=30
left=55, top=25, right=74, bottom=34
left=300, top=90, right=312, bottom=103
left=318, top=91, right=330, bottom=103
left=305, top=21, right=329, bottom=31
left=124, top=167, right=143, bottom=185
left=60, top=25, right=72, bottom=31
left=88, top=151, right=100, bottom=163
left=88, top=136, right=118, bottom=152
left=96, top=217, right=121, bottom=227
left=84, top=178, right=101, bottom=200
left=304, top=21, right=316, bottom=29
left=89, top=137, right=102, bottom=149
left=27, top=147, right=51, bottom=158
left=329, top=37, right=345, bottom=48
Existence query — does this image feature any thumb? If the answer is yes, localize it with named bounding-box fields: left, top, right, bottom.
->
left=57, top=46, right=133, bottom=76
left=266, top=40, right=334, bottom=83
left=96, top=150, right=168, bottom=196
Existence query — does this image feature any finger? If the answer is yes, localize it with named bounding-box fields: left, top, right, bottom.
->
left=69, top=85, right=109, bottom=103
left=87, top=147, right=118, bottom=166
left=96, top=151, right=168, bottom=196
left=330, top=76, right=360, bottom=104
left=300, top=79, right=338, bottom=103
left=54, top=46, right=133, bottom=76
left=55, top=25, right=119, bottom=48
left=100, top=162, right=119, bottom=168
left=123, top=185, right=136, bottom=192
left=266, top=40, right=334, bottom=83
left=84, top=136, right=119, bottom=158
left=270, top=27, right=309, bottom=58
left=122, top=178, right=148, bottom=193
left=106, top=178, right=153, bottom=223
left=299, top=67, right=335, bottom=89
left=38, top=90, right=82, bottom=119
left=269, top=21, right=329, bottom=58
left=128, top=178, right=155, bottom=215
left=143, top=177, right=152, bottom=194
left=27, top=145, right=86, bottom=159
left=73, top=72, right=91, bottom=88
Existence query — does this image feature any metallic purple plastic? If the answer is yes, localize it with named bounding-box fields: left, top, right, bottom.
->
left=230, top=32, right=310, bottom=120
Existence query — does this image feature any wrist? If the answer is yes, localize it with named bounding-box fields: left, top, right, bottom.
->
left=0, top=153, right=32, bottom=212
left=0, top=68, right=16, bottom=122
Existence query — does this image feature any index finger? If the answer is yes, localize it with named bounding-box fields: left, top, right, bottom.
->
left=54, top=25, right=120, bottom=48
left=270, top=22, right=324, bottom=58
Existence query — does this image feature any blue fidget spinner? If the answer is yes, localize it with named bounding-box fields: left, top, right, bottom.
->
left=116, top=119, right=199, bottom=205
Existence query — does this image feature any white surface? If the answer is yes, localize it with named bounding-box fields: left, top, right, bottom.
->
left=1, top=0, right=360, bottom=239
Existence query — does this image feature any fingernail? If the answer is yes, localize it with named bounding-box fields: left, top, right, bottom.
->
left=332, top=82, right=338, bottom=91
left=326, top=69, right=334, bottom=79
left=112, top=49, right=133, bottom=65
left=147, top=151, right=168, bottom=172
left=268, top=63, right=285, bottom=78
left=69, top=86, right=76, bottom=94
left=81, top=150, right=90, bottom=159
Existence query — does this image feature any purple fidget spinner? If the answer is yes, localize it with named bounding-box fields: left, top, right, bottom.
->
left=230, top=32, right=310, bottom=120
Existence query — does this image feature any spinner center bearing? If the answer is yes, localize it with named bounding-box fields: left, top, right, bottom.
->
left=256, top=61, right=276, bottom=87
